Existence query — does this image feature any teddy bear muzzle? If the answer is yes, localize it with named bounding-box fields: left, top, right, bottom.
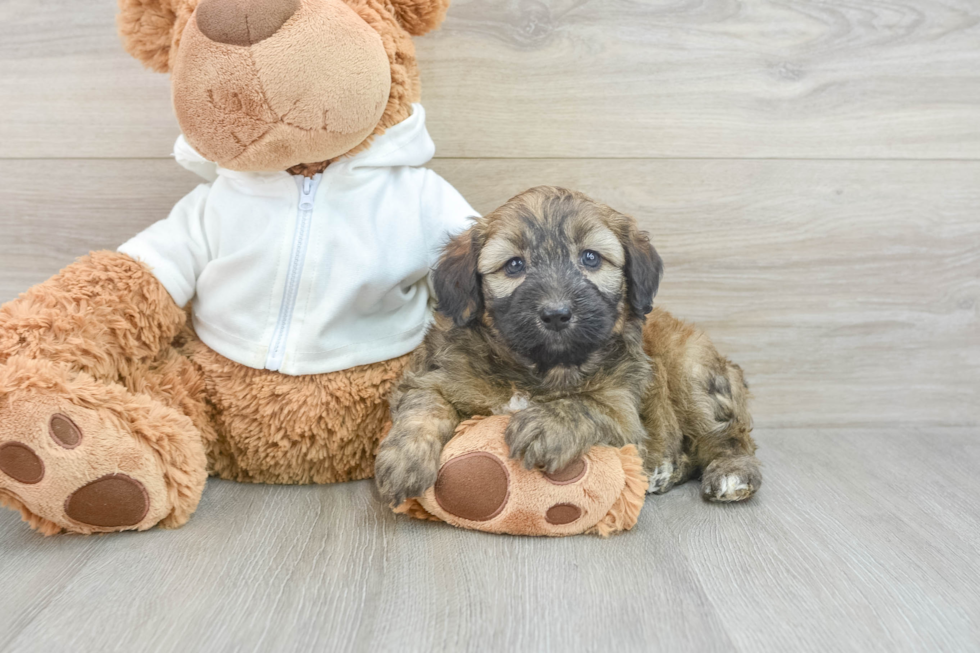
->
left=171, top=0, right=392, bottom=172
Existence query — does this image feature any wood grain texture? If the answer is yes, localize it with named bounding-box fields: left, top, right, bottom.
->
left=1, top=158, right=977, bottom=428
left=2, top=0, right=980, bottom=159
left=1, top=428, right=978, bottom=653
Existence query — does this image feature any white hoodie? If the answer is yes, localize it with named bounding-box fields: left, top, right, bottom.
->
left=119, top=105, right=477, bottom=376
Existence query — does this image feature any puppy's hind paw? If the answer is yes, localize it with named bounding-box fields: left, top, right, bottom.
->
left=646, top=460, right=676, bottom=495
left=644, top=453, right=693, bottom=495
left=700, top=455, right=761, bottom=503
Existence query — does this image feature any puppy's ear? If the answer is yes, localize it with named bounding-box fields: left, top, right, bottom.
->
left=388, top=0, right=451, bottom=36
left=117, top=0, right=185, bottom=72
left=433, top=227, right=483, bottom=327
left=622, top=224, right=664, bottom=317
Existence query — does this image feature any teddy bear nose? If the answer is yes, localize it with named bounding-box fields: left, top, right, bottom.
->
left=196, top=0, right=301, bottom=46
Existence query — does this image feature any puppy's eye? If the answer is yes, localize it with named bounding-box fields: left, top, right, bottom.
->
left=504, top=257, right=526, bottom=276
left=581, top=250, right=601, bottom=269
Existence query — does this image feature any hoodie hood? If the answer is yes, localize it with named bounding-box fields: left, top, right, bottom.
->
left=173, top=103, right=436, bottom=181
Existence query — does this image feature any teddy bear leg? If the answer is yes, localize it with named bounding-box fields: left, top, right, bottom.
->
left=0, top=251, right=207, bottom=533
left=0, top=251, right=187, bottom=379
left=0, top=356, right=208, bottom=535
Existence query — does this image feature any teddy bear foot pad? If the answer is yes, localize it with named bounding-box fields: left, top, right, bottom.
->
left=395, top=415, right=648, bottom=537
left=0, top=389, right=171, bottom=535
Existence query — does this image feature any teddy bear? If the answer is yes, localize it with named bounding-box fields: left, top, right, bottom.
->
left=0, top=0, right=479, bottom=535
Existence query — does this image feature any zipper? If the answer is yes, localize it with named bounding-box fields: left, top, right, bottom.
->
left=265, top=173, right=322, bottom=371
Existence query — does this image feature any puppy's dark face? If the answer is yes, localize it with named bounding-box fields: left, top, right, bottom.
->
left=479, top=198, right=626, bottom=370
left=434, top=187, right=664, bottom=373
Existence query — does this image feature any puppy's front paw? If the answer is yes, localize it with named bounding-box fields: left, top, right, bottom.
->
left=701, top=455, right=762, bottom=502
left=504, top=406, right=591, bottom=474
left=374, top=431, right=441, bottom=507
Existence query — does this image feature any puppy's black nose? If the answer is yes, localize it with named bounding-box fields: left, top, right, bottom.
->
left=540, top=304, right=572, bottom=331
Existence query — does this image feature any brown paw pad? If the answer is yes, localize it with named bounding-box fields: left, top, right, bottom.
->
left=49, top=414, right=82, bottom=449
left=545, top=503, right=582, bottom=525
left=434, top=452, right=509, bottom=522
left=0, top=442, right=45, bottom=484
left=64, top=474, right=149, bottom=528
left=544, top=457, right=587, bottom=485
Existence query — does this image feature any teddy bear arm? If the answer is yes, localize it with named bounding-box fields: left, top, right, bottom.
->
left=0, top=250, right=186, bottom=379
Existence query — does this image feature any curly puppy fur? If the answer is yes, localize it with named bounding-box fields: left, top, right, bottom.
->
left=375, top=187, right=761, bottom=506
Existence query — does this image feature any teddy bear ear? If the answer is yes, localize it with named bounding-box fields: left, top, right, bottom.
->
left=116, top=0, right=183, bottom=73
left=388, top=0, right=451, bottom=36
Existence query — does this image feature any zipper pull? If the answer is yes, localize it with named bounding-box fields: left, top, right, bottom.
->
left=299, top=176, right=316, bottom=211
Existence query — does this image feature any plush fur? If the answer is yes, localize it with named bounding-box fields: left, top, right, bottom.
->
left=0, top=0, right=449, bottom=534
left=0, top=252, right=410, bottom=533
left=375, top=187, right=761, bottom=508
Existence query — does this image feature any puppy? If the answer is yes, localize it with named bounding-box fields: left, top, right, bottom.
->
left=375, top=186, right=761, bottom=506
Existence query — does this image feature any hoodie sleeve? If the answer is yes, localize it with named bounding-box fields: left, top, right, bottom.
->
left=419, top=169, right=479, bottom=268
left=118, top=183, right=212, bottom=309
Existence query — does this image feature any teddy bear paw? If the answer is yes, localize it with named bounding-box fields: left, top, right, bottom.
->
left=0, top=385, right=172, bottom=534
left=432, top=451, right=590, bottom=527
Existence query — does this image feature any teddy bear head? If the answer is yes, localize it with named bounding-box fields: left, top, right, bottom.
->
left=117, top=0, right=449, bottom=173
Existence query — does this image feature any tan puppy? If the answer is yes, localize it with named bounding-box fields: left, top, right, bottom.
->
left=375, top=186, right=761, bottom=506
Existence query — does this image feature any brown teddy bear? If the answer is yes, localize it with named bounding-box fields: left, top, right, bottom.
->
left=0, top=0, right=478, bottom=535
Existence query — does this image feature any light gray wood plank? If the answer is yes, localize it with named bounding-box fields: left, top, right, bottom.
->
left=649, top=427, right=980, bottom=652
left=1, top=429, right=978, bottom=652
left=0, top=525, right=103, bottom=647
left=1, top=158, right=977, bottom=428
left=361, top=508, right=732, bottom=653
left=0, top=481, right=393, bottom=653
left=0, top=161, right=200, bottom=294
left=2, top=0, right=980, bottom=159
left=0, top=480, right=732, bottom=653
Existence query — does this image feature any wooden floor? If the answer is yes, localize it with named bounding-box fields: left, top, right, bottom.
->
left=1, top=0, right=979, bottom=651
left=2, top=427, right=979, bottom=652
